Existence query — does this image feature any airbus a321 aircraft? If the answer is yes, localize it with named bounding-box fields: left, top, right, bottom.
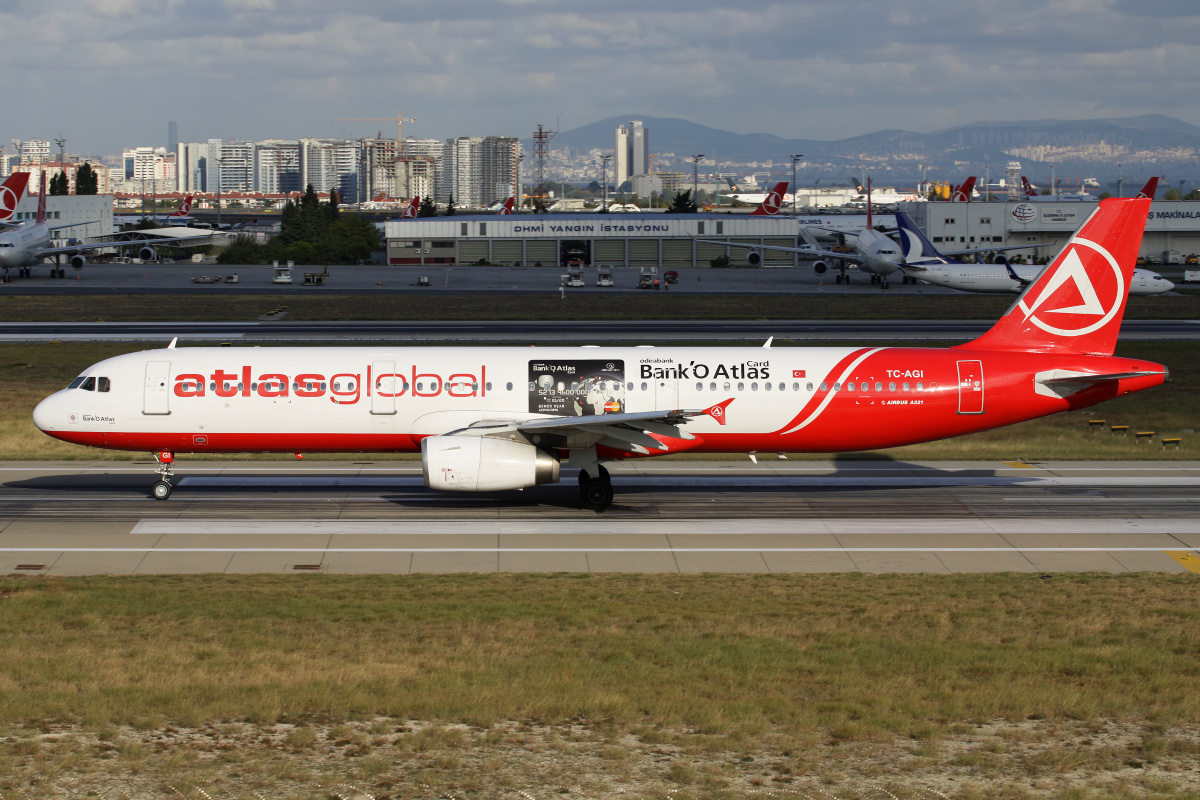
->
left=34, top=199, right=1165, bottom=510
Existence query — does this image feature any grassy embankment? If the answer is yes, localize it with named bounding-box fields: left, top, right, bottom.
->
left=1, top=291, right=1199, bottom=321
left=0, top=340, right=1194, bottom=461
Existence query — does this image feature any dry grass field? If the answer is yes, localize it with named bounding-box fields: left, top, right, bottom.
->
left=0, top=573, right=1198, bottom=799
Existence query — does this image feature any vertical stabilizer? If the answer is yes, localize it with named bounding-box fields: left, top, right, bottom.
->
left=749, top=182, right=789, bottom=216
left=36, top=172, right=47, bottom=224
left=402, top=197, right=420, bottom=218
left=961, top=198, right=1151, bottom=356
left=951, top=176, right=976, bottom=202
left=497, top=196, right=514, bottom=215
left=895, top=211, right=949, bottom=264
left=1136, top=177, right=1159, bottom=200
left=0, top=172, right=31, bottom=222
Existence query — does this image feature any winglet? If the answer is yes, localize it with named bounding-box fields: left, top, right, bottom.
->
left=762, top=336, right=773, bottom=348
left=167, top=337, right=177, bottom=349
left=701, top=398, right=734, bottom=426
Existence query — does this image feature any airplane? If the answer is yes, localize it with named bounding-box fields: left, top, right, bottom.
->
left=950, top=177, right=977, bottom=202
left=113, top=195, right=196, bottom=228
left=0, top=174, right=215, bottom=279
left=1021, top=176, right=1098, bottom=202
left=32, top=198, right=1164, bottom=509
left=720, top=178, right=793, bottom=207
left=849, top=178, right=925, bottom=205
left=400, top=197, right=420, bottom=219
left=894, top=210, right=1174, bottom=295
left=497, top=197, right=515, bottom=215
left=0, top=172, right=31, bottom=223
left=749, top=182, right=790, bottom=216
left=1135, top=176, right=1159, bottom=199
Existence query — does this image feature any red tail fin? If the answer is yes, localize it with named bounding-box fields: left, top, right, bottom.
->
left=35, top=172, right=47, bottom=224
left=749, top=182, right=789, bottom=216
left=962, top=198, right=1151, bottom=356
left=951, top=176, right=976, bottom=202
left=402, top=196, right=420, bottom=218
left=0, top=172, right=30, bottom=221
left=1136, top=177, right=1159, bottom=200
left=172, top=195, right=193, bottom=217
left=1021, top=176, right=1037, bottom=198
left=497, top=196, right=514, bottom=215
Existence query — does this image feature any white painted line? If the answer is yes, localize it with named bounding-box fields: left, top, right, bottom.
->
left=0, top=547, right=1194, bottom=554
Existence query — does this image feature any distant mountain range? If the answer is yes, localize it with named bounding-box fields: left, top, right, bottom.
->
left=544, top=114, right=1200, bottom=188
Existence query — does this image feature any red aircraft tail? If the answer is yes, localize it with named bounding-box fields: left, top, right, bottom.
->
left=951, top=176, right=976, bottom=202
left=962, top=198, right=1151, bottom=356
left=1136, top=177, right=1159, bottom=199
left=35, top=172, right=47, bottom=224
left=0, top=172, right=31, bottom=222
left=171, top=195, right=193, bottom=217
left=749, top=182, right=789, bottom=216
left=402, top=197, right=420, bottom=218
left=497, top=196, right=514, bottom=215
left=1021, top=176, right=1038, bottom=198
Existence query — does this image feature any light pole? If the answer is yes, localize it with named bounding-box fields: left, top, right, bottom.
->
left=1117, top=162, right=1123, bottom=198
left=790, top=154, right=802, bottom=215
left=1180, top=179, right=1186, bottom=200
left=919, top=164, right=926, bottom=197
left=690, top=154, right=703, bottom=206
left=600, top=154, right=611, bottom=210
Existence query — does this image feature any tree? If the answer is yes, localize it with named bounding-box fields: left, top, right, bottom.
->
left=48, top=171, right=69, bottom=195
left=1185, top=189, right=1200, bottom=201
left=445, top=195, right=457, bottom=216
left=417, top=196, right=437, bottom=217
left=327, top=187, right=340, bottom=224
left=1164, top=187, right=1183, bottom=201
left=75, top=163, right=99, bottom=195
left=667, top=189, right=697, bottom=213
left=1097, top=191, right=1113, bottom=200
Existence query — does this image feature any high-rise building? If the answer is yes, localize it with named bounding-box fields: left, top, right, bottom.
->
left=614, top=120, right=649, bottom=187
left=440, top=136, right=519, bottom=207
left=359, top=138, right=399, bottom=202
left=119, top=146, right=177, bottom=193
left=255, top=141, right=301, bottom=195
left=397, top=138, right=443, bottom=200
left=167, top=121, right=178, bottom=154
left=18, top=139, right=50, bottom=165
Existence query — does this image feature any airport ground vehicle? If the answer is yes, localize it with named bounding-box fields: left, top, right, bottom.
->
left=33, top=200, right=1165, bottom=511
left=596, top=266, right=614, bottom=287
left=664, top=270, right=679, bottom=284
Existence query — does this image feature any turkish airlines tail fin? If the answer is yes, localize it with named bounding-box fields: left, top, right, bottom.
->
left=36, top=172, right=47, bottom=224
left=1136, top=176, right=1159, bottom=199
left=497, top=196, right=514, bottom=215
left=951, top=176, right=976, bottom=202
left=962, top=198, right=1151, bottom=356
left=749, top=182, right=789, bottom=216
left=171, top=195, right=194, bottom=217
left=1021, top=176, right=1038, bottom=198
left=0, top=172, right=31, bottom=222
left=401, top=197, right=420, bottom=218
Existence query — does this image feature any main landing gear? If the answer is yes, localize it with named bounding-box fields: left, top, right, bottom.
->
left=869, top=274, right=890, bottom=289
left=152, top=450, right=175, bottom=500
left=578, top=465, right=613, bottom=512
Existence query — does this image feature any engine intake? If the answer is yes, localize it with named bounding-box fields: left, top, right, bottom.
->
left=138, top=246, right=155, bottom=262
left=813, top=261, right=828, bottom=275
left=69, top=254, right=87, bottom=271
left=422, top=435, right=560, bottom=492
left=746, top=251, right=762, bottom=268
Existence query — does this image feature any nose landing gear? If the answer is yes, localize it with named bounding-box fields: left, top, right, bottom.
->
left=152, top=450, right=175, bottom=500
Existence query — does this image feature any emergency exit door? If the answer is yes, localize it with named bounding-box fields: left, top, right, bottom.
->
left=956, top=360, right=984, bottom=414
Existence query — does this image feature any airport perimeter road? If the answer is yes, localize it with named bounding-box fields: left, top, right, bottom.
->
left=2, top=460, right=1198, bottom=575
left=1, top=319, right=1197, bottom=342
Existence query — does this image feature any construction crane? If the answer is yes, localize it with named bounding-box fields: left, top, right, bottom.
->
left=330, top=113, right=417, bottom=155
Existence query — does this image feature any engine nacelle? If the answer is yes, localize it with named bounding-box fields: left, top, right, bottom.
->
left=138, top=246, right=155, bottom=262
left=813, top=261, right=828, bottom=275
left=992, top=254, right=1010, bottom=266
left=422, top=435, right=560, bottom=492
left=69, top=254, right=87, bottom=271
left=746, top=251, right=762, bottom=268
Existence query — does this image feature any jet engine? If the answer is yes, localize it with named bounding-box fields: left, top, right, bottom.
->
left=422, top=435, right=560, bottom=492
left=138, top=246, right=155, bottom=262
left=69, top=254, right=87, bottom=270
left=812, top=261, right=829, bottom=275
left=746, top=251, right=762, bottom=268
left=991, top=254, right=1010, bottom=266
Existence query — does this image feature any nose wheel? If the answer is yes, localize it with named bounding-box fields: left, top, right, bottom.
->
left=151, top=450, right=175, bottom=501
left=578, top=465, right=613, bottom=511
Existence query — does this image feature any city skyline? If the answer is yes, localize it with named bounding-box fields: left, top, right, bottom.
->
left=1, top=1, right=1197, bottom=158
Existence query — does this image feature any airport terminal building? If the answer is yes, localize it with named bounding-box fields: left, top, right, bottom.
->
left=383, top=214, right=801, bottom=269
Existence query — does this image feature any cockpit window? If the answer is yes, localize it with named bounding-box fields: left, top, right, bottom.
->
left=79, top=377, right=96, bottom=391
left=97, top=377, right=111, bottom=392
left=68, top=377, right=85, bottom=389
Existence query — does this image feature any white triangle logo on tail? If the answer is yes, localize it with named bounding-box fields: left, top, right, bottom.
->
left=1016, top=237, right=1124, bottom=337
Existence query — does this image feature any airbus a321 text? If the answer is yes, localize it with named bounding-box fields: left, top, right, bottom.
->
left=34, top=199, right=1165, bottom=510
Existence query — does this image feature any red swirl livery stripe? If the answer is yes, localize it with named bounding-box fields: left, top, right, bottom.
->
left=771, top=347, right=883, bottom=435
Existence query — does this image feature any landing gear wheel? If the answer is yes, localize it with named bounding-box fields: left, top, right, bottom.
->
left=881, top=278, right=889, bottom=289
left=152, top=480, right=173, bottom=500
left=581, top=479, right=614, bottom=511
left=835, top=274, right=843, bottom=284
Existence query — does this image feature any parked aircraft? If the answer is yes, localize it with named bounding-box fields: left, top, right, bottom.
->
left=849, top=178, right=925, bottom=205
left=496, top=197, right=515, bottom=215
left=113, top=195, right=196, bottom=228
left=1135, top=176, right=1160, bottom=199
left=749, top=182, right=790, bottom=216
left=0, top=174, right=213, bottom=279
left=0, top=172, right=31, bottom=223
left=33, top=198, right=1163, bottom=509
left=894, top=210, right=1173, bottom=295
left=720, top=178, right=794, bottom=207
left=400, top=197, right=420, bottom=218
left=1021, top=176, right=1098, bottom=202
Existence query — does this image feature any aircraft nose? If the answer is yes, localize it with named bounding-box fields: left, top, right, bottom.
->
left=32, top=395, right=55, bottom=431
left=1162, top=278, right=1175, bottom=291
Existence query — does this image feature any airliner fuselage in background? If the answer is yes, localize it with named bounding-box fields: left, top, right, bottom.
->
left=35, top=199, right=1166, bottom=509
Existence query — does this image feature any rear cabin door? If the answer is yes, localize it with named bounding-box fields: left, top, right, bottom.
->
left=143, top=361, right=171, bottom=415
left=956, top=360, right=984, bottom=414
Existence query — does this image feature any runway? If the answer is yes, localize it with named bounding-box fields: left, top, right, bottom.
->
left=1, top=318, right=1197, bottom=342
left=2, top=459, right=1198, bottom=575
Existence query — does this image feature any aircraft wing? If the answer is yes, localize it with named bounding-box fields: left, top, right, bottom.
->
left=33, top=233, right=216, bottom=258
left=515, top=409, right=704, bottom=454
left=692, top=238, right=869, bottom=265
left=936, top=242, right=1056, bottom=257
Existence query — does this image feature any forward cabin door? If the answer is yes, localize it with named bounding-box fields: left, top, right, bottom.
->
left=371, top=360, right=397, bottom=416
left=956, top=360, right=984, bottom=414
left=143, top=361, right=171, bottom=415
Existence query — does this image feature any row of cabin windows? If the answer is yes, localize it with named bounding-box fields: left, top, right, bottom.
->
left=692, top=380, right=938, bottom=393
left=68, top=376, right=110, bottom=392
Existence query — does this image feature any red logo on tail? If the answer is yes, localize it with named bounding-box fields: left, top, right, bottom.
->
left=750, top=182, right=788, bottom=216
left=402, top=197, right=420, bottom=218
left=701, top=398, right=735, bottom=425
left=0, top=173, right=29, bottom=220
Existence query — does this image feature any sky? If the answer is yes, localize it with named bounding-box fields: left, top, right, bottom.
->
left=2, top=0, right=1199, bottom=158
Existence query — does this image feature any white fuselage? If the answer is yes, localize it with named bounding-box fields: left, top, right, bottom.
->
left=911, top=263, right=1174, bottom=295
left=0, top=222, right=52, bottom=267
